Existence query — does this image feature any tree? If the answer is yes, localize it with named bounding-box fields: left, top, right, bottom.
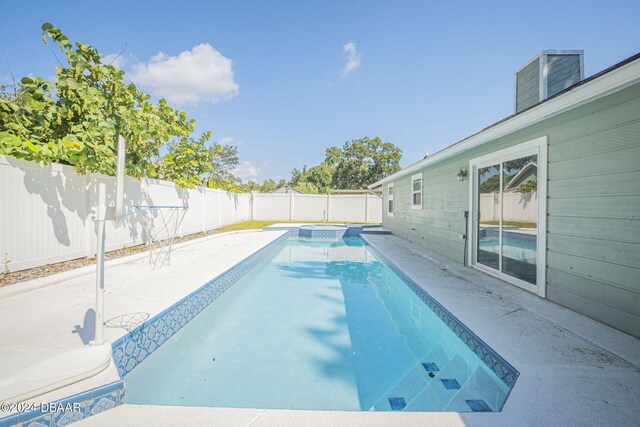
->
left=0, top=23, right=193, bottom=178
left=293, top=181, right=320, bottom=194
left=206, top=143, right=241, bottom=190
left=154, top=132, right=249, bottom=190
left=289, top=162, right=333, bottom=193
left=240, top=180, right=261, bottom=192
left=325, top=137, right=401, bottom=189
left=260, top=179, right=277, bottom=193
left=154, top=132, right=213, bottom=188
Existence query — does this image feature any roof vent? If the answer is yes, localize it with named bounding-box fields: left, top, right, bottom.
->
left=515, top=50, right=584, bottom=113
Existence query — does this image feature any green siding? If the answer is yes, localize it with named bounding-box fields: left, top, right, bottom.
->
left=383, top=81, right=640, bottom=338
left=384, top=162, right=467, bottom=262
left=547, top=54, right=582, bottom=97
left=516, top=58, right=541, bottom=113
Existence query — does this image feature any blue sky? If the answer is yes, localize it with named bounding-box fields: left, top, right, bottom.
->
left=2, top=1, right=639, bottom=182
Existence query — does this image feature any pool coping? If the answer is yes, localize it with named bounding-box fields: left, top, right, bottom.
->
left=0, top=229, right=264, bottom=300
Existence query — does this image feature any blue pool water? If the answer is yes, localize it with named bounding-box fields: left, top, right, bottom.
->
left=125, top=237, right=515, bottom=412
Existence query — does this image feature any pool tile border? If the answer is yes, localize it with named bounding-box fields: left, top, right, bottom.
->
left=364, top=241, right=520, bottom=389
left=111, top=232, right=291, bottom=378
left=299, top=228, right=347, bottom=240
left=0, top=380, right=124, bottom=427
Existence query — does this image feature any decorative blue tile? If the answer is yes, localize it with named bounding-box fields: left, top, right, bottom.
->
left=388, top=397, right=406, bottom=411
left=88, top=395, right=116, bottom=415
left=0, top=412, right=21, bottom=427
left=112, top=233, right=291, bottom=378
left=440, top=379, right=461, bottom=390
left=466, top=399, right=492, bottom=412
left=54, top=405, right=86, bottom=425
left=365, top=243, right=519, bottom=390
left=0, top=380, right=125, bottom=427
left=422, top=362, right=439, bottom=372
left=22, top=413, right=53, bottom=426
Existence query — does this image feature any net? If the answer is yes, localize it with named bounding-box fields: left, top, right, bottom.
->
left=134, top=205, right=188, bottom=269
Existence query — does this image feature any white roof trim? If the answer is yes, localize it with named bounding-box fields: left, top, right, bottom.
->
left=369, top=57, right=640, bottom=188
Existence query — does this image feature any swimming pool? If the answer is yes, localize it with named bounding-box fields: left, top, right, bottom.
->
left=121, top=235, right=517, bottom=412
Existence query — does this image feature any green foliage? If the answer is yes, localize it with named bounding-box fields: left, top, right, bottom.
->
left=324, top=137, right=401, bottom=190
left=207, top=143, right=241, bottom=189
left=517, top=179, right=537, bottom=193
left=241, top=180, right=261, bottom=192
left=286, top=137, right=401, bottom=192
left=0, top=23, right=193, bottom=177
left=290, top=163, right=333, bottom=193
left=293, top=181, right=320, bottom=194
left=260, top=178, right=277, bottom=193
left=479, top=173, right=500, bottom=193
left=154, top=133, right=247, bottom=191
left=154, top=132, right=214, bottom=188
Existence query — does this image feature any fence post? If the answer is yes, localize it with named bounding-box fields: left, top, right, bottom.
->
left=365, top=193, right=369, bottom=223
left=217, top=190, right=222, bottom=227
left=289, top=192, right=294, bottom=221
left=327, top=194, right=331, bottom=222
left=251, top=191, right=258, bottom=221
left=201, top=187, right=206, bottom=233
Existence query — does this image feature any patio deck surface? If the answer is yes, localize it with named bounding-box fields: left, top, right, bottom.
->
left=1, top=231, right=638, bottom=426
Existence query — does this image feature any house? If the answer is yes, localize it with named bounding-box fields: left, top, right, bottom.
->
left=369, top=51, right=640, bottom=338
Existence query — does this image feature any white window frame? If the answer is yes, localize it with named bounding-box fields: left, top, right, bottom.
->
left=411, top=173, right=423, bottom=210
left=468, top=136, right=547, bottom=297
left=387, top=183, right=394, bottom=216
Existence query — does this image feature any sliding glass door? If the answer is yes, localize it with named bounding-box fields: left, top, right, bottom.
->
left=470, top=138, right=546, bottom=296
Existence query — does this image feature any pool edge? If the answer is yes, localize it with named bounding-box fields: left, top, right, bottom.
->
left=362, top=237, right=520, bottom=393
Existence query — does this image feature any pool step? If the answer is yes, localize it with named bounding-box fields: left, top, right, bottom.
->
left=371, top=363, right=434, bottom=411
left=403, top=354, right=473, bottom=411
left=370, top=343, right=504, bottom=413
left=369, top=345, right=451, bottom=411
left=443, top=366, right=508, bottom=412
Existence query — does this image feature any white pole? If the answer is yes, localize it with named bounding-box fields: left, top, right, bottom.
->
left=93, top=182, right=107, bottom=346
left=289, top=192, right=294, bottom=221
left=115, top=135, right=125, bottom=222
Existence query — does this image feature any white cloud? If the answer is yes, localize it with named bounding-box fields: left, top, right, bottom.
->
left=232, top=161, right=260, bottom=180
left=218, top=136, right=236, bottom=146
left=340, top=41, right=361, bottom=77
left=102, top=53, right=127, bottom=69
left=129, top=44, right=239, bottom=105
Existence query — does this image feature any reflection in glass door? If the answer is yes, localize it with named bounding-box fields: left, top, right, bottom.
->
left=502, top=155, right=538, bottom=284
left=477, top=164, right=501, bottom=271
left=474, top=154, right=539, bottom=286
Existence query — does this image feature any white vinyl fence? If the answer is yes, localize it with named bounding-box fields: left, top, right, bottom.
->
left=251, top=193, right=381, bottom=224
left=479, top=191, right=538, bottom=223
left=0, top=156, right=381, bottom=272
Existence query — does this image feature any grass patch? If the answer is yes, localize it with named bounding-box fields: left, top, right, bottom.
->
left=216, top=220, right=376, bottom=233
left=480, top=220, right=537, bottom=228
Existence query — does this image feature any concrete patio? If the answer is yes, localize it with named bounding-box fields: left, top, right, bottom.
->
left=1, top=231, right=638, bottom=426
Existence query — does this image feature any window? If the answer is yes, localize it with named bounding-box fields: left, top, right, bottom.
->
left=387, top=183, right=394, bottom=215
left=411, top=173, right=422, bottom=209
